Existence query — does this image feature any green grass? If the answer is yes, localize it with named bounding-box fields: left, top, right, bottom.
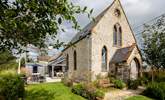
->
left=25, top=82, right=85, bottom=100
left=125, top=95, right=154, bottom=100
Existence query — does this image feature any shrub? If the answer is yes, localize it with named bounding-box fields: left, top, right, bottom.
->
left=62, top=77, right=73, bottom=87
left=138, top=77, right=149, bottom=85
left=114, top=79, right=126, bottom=89
left=155, top=71, right=165, bottom=82
left=109, top=77, right=116, bottom=83
left=92, top=80, right=100, bottom=88
left=71, top=83, right=85, bottom=96
left=143, top=71, right=165, bottom=82
left=94, top=89, right=104, bottom=99
left=128, top=80, right=139, bottom=90
left=143, top=82, right=165, bottom=100
left=72, top=83, right=105, bottom=100
left=0, top=70, right=25, bottom=100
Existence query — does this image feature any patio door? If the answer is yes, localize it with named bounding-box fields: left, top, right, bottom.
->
left=33, top=66, right=38, bottom=73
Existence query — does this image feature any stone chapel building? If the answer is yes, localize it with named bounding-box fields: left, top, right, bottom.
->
left=55, top=0, right=142, bottom=81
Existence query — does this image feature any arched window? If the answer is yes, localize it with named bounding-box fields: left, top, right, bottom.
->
left=118, top=27, right=122, bottom=46
left=102, top=46, right=107, bottom=72
left=66, top=54, right=69, bottom=71
left=73, top=51, right=77, bottom=70
left=113, top=23, right=122, bottom=46
left=113, top=25, right=117, bottom=45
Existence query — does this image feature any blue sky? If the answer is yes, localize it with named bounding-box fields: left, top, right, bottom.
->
left=30, top=0, right=165, bottom=57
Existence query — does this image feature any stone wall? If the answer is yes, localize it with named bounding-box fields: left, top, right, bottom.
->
left=62, top=36, right=92, bottom=81
left=109, top=47, right=142, bottom=81
left=90, top=0, right=137, bottom=80
left=62, top=0, right=142, bottom=82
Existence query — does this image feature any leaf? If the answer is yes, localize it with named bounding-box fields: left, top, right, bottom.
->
left=58, top=17, right=62, bottom=24
left=61, top=28, right=65, bottom=32
left=0, top=0, right=91, bottom=51
left=83, top=6, right=87, bottom=12
left=90, top=9, right=93, bottom=14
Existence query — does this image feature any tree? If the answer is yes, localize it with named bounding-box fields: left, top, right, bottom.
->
left=0, top=0, right=93, bottom=52
left=40, top=48, right=48, bottom=56
left=20, top=57, right=26, bottom=67
left=0, top=50, right=17, bottom=71
left=142, top=16, right=165, bottom=81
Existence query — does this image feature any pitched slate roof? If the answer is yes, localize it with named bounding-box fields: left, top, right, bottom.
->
left=110, top=45, right=136, bottom=63
left=70, top=1, right=115, bottom=44
left=48, top=55, right=65, bottom=66
left=63, top=0, right=140, bottom=55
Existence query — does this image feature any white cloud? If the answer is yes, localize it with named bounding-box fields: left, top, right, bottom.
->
left=124, top=0, right=151, bottom=15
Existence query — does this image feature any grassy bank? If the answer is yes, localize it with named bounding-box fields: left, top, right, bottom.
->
left=25, top=82, right=85, bottom=100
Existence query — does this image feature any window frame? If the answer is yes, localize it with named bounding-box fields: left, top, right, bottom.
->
left=73, top=51, right=77, bottom=70
left=113, top=23, right=122, bottom=47
left=101, top=46, right=108, bottom=72
left=66, top=54, right=69, bottom=71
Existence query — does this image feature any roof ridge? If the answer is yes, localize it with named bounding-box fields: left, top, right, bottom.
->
left=63, top=0, right=121, bottom=52
left=69, top=0, right=116, bottom=43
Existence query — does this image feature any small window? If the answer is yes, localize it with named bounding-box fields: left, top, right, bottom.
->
left=73, top=51, right=77, bottom=70
left=114, top=9, right=121, bottom=17
left=102, top=46, right=107, bottom=72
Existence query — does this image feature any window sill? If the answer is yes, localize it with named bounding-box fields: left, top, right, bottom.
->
left=113, top=45, right=122, bottom=48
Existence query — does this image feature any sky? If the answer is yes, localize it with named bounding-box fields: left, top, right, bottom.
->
left=30, top=0, right=165, bottom=57
left=57, top=0, right=165, bottom=43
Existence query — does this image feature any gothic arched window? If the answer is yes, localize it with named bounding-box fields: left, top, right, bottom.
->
left=113, top=25, right=117, bottom=45
left=118, top=26, right=122, bottom=46
left=102, top=46, right=107, bottom=72
left=73, top=51, right=77, bottom=70
left=113, top=23, right=122, bottom=46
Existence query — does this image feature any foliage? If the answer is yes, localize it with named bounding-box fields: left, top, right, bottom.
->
left=109, top=76, right=116, bottom=83
left=62, top=77, right=73, bottom=87
left=138, top=77, right=149, bottom=86
left=20, top=57, right=26, bottom=67
left=0, top=50, right=17, bottom=71
left=71, top=83, right=85, bottom=96
left=94, top=89, right=105, bottom=99
left=143, top=82, right=165, bottom=100
left=26, top=82, right=85, bottom=100
left=0, top=0, right=93, bottom=51
left=71, top=83, right=105, bottom=100
left=142, top=16, right=165, bottom=69
left=113, top=79, right=126, bottom=89
left=0, top=70, right=25, bottom=100
left=143, top=71, right=165, bottom=82
left=127, top=79, right=140, bottom=90
left=92, top=80, right=100, bottom=88
left=154, top=71, right=165, bottom=82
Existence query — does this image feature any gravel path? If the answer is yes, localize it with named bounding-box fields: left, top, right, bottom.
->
left=104, top=87, right=145, bottom=100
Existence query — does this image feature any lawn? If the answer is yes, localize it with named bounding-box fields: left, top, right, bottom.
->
left=125, top=95, right=154, bottom=100
left=25, top=82, right=85, bottom=100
